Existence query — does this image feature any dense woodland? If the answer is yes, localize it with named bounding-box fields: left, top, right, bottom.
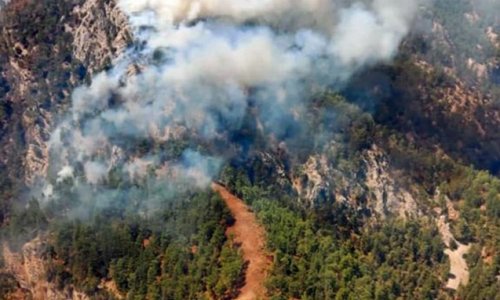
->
left=221, top=153, right=500, bottom=300
left=2, top=192, right=245, bottom=299
left=220, top=86, right=500, bottom=299
left=1, top=87, right=499, bottom=300
left=0, top=0, right=499, bottom=299
left=1, top=86, right=499, bottom=300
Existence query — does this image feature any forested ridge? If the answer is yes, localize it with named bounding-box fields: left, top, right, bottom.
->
left=2, top=192, right=245, bottom=299
left=1, top=91, right=499, bottom=299
left=220, top=151, right=500, bottom=300
left=2, top=93, right=499, bottom=299
left=0, top=0, right=499, bottom=299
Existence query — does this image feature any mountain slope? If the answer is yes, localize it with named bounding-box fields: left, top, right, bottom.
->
left=0, top=0, right=498, bottom=299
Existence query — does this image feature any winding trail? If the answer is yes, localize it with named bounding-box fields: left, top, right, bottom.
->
left=212, top=183, right=270, bottom=300
left=437, top=215, right=471, bottom=290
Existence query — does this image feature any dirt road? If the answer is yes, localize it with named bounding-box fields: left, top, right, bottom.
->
left=437, top=215, right=471, bottom=290
left=212, top=183, right=270, bottom=300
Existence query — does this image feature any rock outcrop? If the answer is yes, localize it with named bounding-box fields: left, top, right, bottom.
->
left=2, top=237, right=90, bottom=300
left=0, top=0, right=131, bottom=185
left=291, top=144, right=419, bottom=219
left=0, top=0, right=131, bottom=296
left=71, top=0, right=131, bottom=75
left=364, top=146, right=420, bottom=219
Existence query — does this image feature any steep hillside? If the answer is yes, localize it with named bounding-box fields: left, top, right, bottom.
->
left=0, top=0, right=498, bottom=299
left=0, top=0, right=130, bottom=223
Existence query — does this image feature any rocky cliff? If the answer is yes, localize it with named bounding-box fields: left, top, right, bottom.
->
left=2, top=237, right=90, bottom=300
left=0, top=0, right=130, bottom=297
left=289, top=145, right=419, bottom=219
left=0, top=0, right=498, bottom=298
left=0, top=0, right=130, bottom=188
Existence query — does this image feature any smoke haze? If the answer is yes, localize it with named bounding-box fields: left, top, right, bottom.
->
left=45, top=0, right=421, bottom=213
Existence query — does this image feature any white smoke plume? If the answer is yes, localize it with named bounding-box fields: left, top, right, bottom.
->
left=56, top=165, right=75, bottom=184
left=46, top=0, right=421, bottom=211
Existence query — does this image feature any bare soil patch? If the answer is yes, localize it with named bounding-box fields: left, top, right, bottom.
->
left=437, top=216, right=471, bottom=290
left=212, top=183, right=271, bottom=300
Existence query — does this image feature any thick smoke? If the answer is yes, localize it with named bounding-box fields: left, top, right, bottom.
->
left=45, top=0, right=420, bottom=214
